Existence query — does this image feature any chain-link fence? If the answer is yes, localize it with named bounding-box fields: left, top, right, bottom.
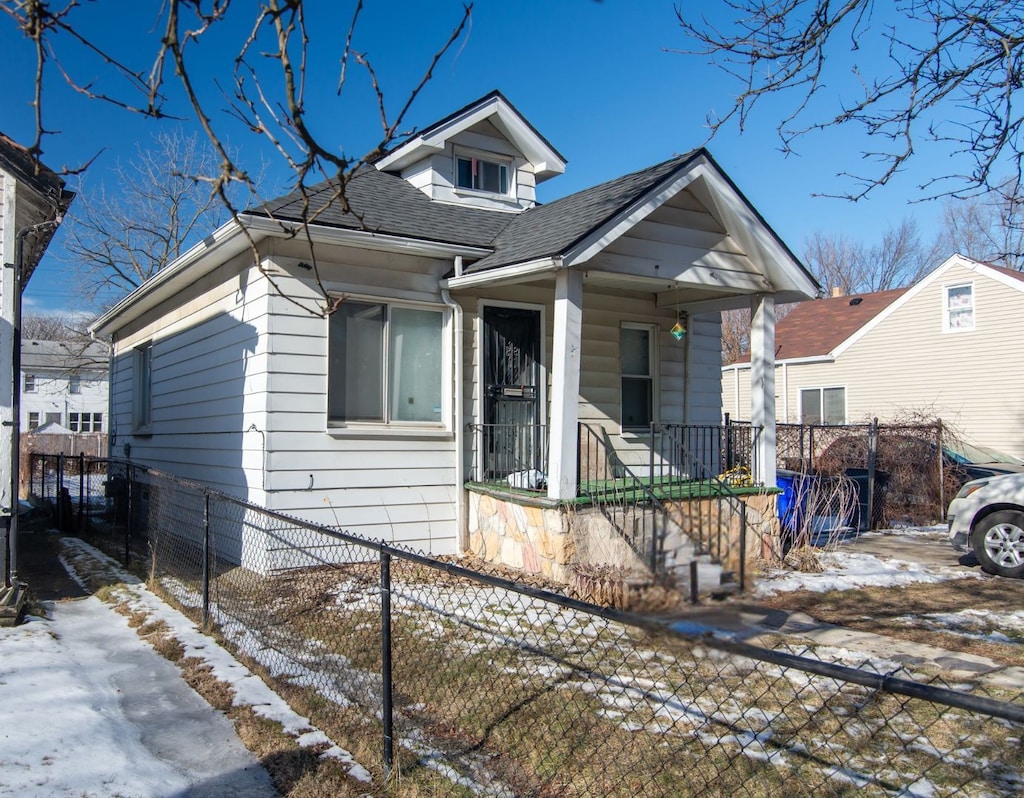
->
left=28, top=453, right=1024, bottom=796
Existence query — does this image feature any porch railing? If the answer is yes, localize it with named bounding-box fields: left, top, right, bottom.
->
left=468, top=423, right=549, bottom=490
left=577, top=423, right=664, bottom=573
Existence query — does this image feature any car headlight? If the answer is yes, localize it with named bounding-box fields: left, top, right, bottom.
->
left=956, top=480, right=988, bottom=500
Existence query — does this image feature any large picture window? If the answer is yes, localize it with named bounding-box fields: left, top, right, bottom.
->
left=328, top=300, right=444, bottom=426
left=800, top=387, right=846, bottom=425
left=944, top=283, right=974, bottom=332
left=621, top=324, right=656, bottom=431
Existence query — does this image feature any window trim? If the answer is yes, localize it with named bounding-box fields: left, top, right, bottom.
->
left=133, top=342, right=153, bottom=433
left=943, top=281, right=975, bottom=333
left=799, top=385, right=847, bottom=426
left=326, top=296, right=451, bottom=432
left=452, top=147, right=514, bottom=198
left=620, top=322, right=659, bottom=433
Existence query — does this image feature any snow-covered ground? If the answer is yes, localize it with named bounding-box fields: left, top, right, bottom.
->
left=0, top=538, right=370, bottom=797
left=0, top=527, right=1018, bottom=796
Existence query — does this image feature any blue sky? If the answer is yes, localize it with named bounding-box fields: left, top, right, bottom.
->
left=1, top=1, right=964, bottom=316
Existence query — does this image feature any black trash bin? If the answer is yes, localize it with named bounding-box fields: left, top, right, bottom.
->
left=844, top=468, right=889, bottom=530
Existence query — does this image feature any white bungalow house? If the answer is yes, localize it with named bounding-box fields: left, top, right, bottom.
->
left=0, top=132, right=74, bottom=607
left=89, top=92, right=819, bottom=589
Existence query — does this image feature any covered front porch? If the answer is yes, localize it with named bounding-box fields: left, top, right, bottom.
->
left=444, top=151, right=820, bottom=597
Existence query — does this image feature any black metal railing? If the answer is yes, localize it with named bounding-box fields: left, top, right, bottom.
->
left=31, top=451, right=1024, bottom=797
left=468, top=422, right=549, bottom=490
left=577, top=422, right=664, bottom=573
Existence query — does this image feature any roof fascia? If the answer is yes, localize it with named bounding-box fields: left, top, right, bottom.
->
left=443, top=256, right=562, bottom=290
left=89, top=218, right=254, bottom=337
left=376, top=94, right=566, bottom=179
left=829, top=254, right=974, bottom=359
left=685, top=158, right=819, bottom=298
left=722, top=354, right=834, bottom=372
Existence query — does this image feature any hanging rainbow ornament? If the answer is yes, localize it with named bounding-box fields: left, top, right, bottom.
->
left=670, top=321, right=686, bottom=340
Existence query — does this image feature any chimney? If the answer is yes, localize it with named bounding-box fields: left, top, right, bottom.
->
left=831, top=286, right=844, bottom=298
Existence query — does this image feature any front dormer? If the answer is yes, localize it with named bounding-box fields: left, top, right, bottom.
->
left=375, top=91, right=566, bottom=212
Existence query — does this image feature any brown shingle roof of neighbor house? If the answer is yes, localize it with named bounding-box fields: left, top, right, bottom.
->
left=733, top=287, right=909, bottom=364
left=988, top=263, right=1024, bottom=284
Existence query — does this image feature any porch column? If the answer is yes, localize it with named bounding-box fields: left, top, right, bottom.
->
left=547, top=268, right=583, bottom=501
left=750, top=293, right=777, bottom=487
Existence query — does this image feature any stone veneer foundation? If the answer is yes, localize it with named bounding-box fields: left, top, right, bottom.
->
left=466, top=484, right=780, bottom=588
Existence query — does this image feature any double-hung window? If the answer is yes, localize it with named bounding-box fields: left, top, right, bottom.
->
left=328, top=300, right=444, bottom=426
left=455, top=152, right=511, bottom=195
left=620, top=324, right=656, bottom=431
left=133, top=343, right=153, bottom=431
left=28, top=412, right=39, bottom=430
left=24, top=374, right=35, bottom=393
left=800, top=387, right=846, bottom=425
left=69, top=374, right=81, bottom=394
left=944, top=283, right=974, bottom=332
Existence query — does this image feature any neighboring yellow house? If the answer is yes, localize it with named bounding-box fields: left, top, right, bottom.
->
left=723, top=254, right=1024, bottom=459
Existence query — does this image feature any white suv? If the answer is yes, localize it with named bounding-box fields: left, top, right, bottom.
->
left=948, top=472, right=1024, bottom=578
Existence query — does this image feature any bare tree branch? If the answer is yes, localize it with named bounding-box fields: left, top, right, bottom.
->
left=675, top=0, right=1024, bottom=202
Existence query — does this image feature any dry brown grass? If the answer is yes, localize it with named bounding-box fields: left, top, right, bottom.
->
left=761, top=578, right=1024, bottom=668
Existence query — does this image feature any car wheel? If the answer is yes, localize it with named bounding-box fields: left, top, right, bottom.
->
left=971, top=510, right=1024, bottom=578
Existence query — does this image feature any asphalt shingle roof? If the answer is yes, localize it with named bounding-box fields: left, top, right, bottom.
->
left=252, top=167, right=514, bottom=249
left=733, top=288, right=909, bottom=363
left=252, top=151, right=702, bottom=274
left=21, top=340, right=109, bottom=374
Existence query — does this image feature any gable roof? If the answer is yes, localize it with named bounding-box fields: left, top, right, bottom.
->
left=732, top=287, right=909, bottom=364
left=21, top=340, right=110, bottom=374
left=0, top=133, right=67, bottom=200
left=465, top=152, right=698, bottom=272
left=729, top=253, right=1024, bottom=368
left=375, top=90, right=566, bottom=181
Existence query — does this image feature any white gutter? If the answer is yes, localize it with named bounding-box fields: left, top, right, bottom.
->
left=443, top=256, right=562, bottom=290
left=441, top=287, right=466, bottom=554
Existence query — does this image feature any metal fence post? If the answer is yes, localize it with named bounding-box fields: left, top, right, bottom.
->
left=866, top=418, right=878, bottom=531
left=78, top=452, right=85, bottom=535
left=202, top=492, right=211, bottom=630
left=125, top=464, right=133, bottom=567
left=380, top=550, right=395, bottom=776
left=57, top=453, right=65, bottom=530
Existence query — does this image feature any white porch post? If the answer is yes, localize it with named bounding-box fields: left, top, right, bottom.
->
left=750, top=293, right=777, bottom=487
left=547, top=269, right=583, bottom=500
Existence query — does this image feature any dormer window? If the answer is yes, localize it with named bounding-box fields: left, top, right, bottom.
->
left=455, top=152, right=510, bottom=195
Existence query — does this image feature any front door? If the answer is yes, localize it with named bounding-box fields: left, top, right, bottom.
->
left=482, top=306, right=542, bottom=479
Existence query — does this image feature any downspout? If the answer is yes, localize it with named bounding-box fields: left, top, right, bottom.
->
left=6, top=217, right=61, bottom=587
left=441, top=287, right=466, bottom=553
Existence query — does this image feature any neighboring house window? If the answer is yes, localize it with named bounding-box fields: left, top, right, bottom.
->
left=944, top=283, right=974, bottom=332
left=134, top=343, right=153, bottom=430
left=28, top=412, right=39, bottom=431
left=327, top=300, right=444, bottom=425
left=70, top=412, right=103, bottom=433
left=69, top=374, right=81, bottom=394
left=45, top=412, right=61, bottom=426
left=24, top=374, right=35, bottom=393
left=455, top=152, right=510, bottom=195
left=621, top=324, right=656, bottom=431
left=801, top=387, right=846, bottom=425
